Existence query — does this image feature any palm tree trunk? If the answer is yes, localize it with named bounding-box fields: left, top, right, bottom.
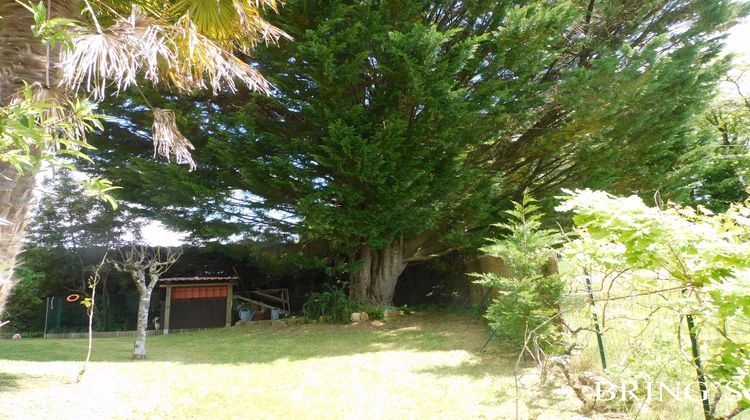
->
left=0, top=165, right=37, bottom=314
left=0, top=0, right=75, bottom=315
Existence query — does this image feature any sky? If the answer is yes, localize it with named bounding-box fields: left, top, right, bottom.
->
left=140, top=220, right=188, bottom=247
left=140, top=17, right=750, bottom=246
left=723, top=17, right=750, bottom=96
left=726, top=17, right=749, bottom=56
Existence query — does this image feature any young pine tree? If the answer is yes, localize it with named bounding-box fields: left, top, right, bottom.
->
left=474, top=193, right=564, bottom=349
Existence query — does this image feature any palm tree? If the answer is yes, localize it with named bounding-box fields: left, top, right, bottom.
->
left=0, top=0, right=288, bottom=314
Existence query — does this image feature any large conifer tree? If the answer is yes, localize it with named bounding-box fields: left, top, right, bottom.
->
left=91, top=0, right=747, bottom=304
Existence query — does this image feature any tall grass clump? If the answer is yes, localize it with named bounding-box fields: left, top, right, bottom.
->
left=302, top=284, right=353, bottom=324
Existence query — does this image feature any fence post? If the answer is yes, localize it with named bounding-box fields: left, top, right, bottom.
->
left=43, top=297, right=49, bottom=338
left=686, top=314, right=711, bottom=420
left=55, top=297, right=63, bottom=334
left=585, top=270, right=607, bottom=370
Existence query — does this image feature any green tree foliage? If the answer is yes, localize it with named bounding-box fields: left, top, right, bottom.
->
left=669, top=70, right=750, bottom=211
left=89, top=0, right=748, bottom=303
left=28, top=169, right=142, bottom=249
left=684, top=77, right=750, bottom=211
left=0, top=84, right=101, bottom=175
left=1, top=266, right=46, bottom=335
left=474, top=193, right=563, bottom=349
left=0, top=0, right=286, bottom=316
left=559, top=189, right=750, bottom=416
left=20, top=169, right=143, bottom=314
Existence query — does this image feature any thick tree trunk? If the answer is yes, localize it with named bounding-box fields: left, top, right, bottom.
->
left=349, top=240, right=407, bottom=305
left=133, top=288, right=152, bottom=360
left=0, top=166, right=38, bottom=315
left=0, top=0, right=74, bottom=316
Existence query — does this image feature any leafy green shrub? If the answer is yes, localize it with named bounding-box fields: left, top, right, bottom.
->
left=302, top=284, right=353, bottom=324
left=559, top=189, right=750, bottom=414
left=2, top=267, right=46, bottom=334
left=473, top=193, right=563, bottom=349
left=475, top=273, right=564, bottom=348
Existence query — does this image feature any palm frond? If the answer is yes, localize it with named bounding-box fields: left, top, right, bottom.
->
left=164, top=15, right=272, bottom=94
left=58, top=29, right=139, bottom=100
left=59, top=5, right=276, bottom=99
left=152, top=107, right=196, bottom=170
left=167, top=0, right=289, bottom=51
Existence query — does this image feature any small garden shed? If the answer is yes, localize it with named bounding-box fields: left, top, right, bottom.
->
left=158, top=276, right=238, bottom=333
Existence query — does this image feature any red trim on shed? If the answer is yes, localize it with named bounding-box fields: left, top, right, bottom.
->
left=160, top=276, right=239, bottom=283
left=172, top=285, right=228, bottom=300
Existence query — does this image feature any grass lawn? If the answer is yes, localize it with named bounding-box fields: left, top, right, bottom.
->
left=0, top=313, right=580, bottom=419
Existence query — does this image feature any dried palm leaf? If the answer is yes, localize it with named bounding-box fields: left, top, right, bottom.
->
left=59, top=5, right=276, bottom=98
left=58, top=28, right=139, bottom=100
left=152, top=107, right=196, bottom=170
left=161, top=15, right=272, bottom=94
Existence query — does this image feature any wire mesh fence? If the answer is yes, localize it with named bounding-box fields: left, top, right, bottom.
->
left=44, top=292, right=160, bottom=335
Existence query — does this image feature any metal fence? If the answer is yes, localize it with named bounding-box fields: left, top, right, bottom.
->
left=43, top=292, right=160, bottom=335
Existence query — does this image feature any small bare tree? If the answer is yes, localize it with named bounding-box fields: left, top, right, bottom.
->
left=113, top=245, right=180, bottom=360
left=78, top=252, right=108, bottom=382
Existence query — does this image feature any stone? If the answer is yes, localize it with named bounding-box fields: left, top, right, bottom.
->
left=360, top=312, right=369, bottom=321
left=351, top=312, right=361, bottom=322
left=383, top=310, right=404, bottom=319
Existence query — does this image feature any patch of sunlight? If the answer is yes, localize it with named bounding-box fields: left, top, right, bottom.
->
left=389, top=325, right=422, bottom=333
left=0, top=314, right=537, bottom=418
left=0, top=348, right=514, bottom=418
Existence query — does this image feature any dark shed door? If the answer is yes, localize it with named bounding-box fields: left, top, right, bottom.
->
left=169, top=298, right=227, bottom=329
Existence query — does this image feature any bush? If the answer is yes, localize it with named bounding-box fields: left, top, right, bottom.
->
left=302, top=284, right=353, bottom=324
left=477, top=273, right=564, bottom=348
left=2, top=267, right=46, bottom=334
left=473, top=192, right=564, bottom=350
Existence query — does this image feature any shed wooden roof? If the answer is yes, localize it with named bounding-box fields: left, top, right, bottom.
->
left=159, top=276, right=239, bottom=283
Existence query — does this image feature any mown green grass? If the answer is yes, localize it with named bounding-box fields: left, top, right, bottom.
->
left=6, top=309, right=735, bottom=419
left=0, top=313, right=563, bottom=419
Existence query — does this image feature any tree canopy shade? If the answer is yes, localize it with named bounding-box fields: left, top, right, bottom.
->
left=90, top=0, right=749, bottom=304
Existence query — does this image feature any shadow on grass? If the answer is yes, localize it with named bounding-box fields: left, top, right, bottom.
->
left=0, top=313, right=516, bottom=367
left=414, top=351, right=525, bottom=379
left=0, top=372, right=22, bottom=392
